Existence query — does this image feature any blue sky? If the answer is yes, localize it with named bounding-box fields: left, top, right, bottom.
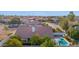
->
left=0, top=11, right=79, bottom=16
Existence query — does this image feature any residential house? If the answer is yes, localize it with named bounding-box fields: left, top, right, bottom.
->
left=15, top=20, right=53, bottom=43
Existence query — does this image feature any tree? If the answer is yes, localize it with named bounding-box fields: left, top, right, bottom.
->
left=3, top=35, right=23, bottom=47
left=29, top=35, right=53, bottom=46
left=0, top=15, right=3, bottom=20
left=59, top=17, right=69, bottom=30
left=4, top=38, right=23, bottom=47
left=71, top=30, right=79, bottom=42
left=40, top=39, right=56, bottom=47
left=4, top=25, right=9, bottom=31
left=29, top=35, right=41, bottom=45
left=67, top=26, right=77, bottom=37
left=10, top=35, right=22, bottom=42
left=40, top=36, right=50, bottom=43
left=9, top=17, right=21, bottom=24
left=67, top=11, right=75, bottom=21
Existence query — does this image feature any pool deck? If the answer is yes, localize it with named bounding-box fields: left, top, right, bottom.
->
left=44, top=22, right=74, bottom=46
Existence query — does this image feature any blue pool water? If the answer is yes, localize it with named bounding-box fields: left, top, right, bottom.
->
left=55, top=38, right=69, bottom=47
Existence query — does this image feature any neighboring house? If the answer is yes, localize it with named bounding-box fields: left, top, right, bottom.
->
left=0, top=19, right=10, bottom=24
left=73, top=25, right=79, bottom=30
left=49, top=16, right=59, bottom=24
left=20, top=16, right=49, bottom=23
left=8, top=24, right=20, bottom=28
left=52, top=32, right=66, bottom=38
left=20, top=18, right=43, bottom=25
left=0, top=16, right=11, bottom=24
left=0, top=20, right=6, bottom=24
left=75, top=16, right=79, bottom=22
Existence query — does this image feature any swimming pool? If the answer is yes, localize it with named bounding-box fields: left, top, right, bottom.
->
left=55, top=37, right=70, bottom=47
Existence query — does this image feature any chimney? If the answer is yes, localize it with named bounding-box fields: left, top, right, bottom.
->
left=32, top=26, right=36, bottom=32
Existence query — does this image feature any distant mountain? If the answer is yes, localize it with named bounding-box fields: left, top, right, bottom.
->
left=0, top=11, right=79, bottom=16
